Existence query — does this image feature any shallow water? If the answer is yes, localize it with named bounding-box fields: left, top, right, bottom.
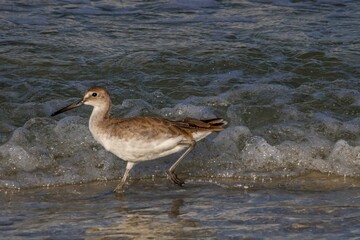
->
left=1, top=0, right=360, bottom=238
left=1, top=177, right=360, bottom=239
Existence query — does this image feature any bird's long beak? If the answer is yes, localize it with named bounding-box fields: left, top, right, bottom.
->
left=51, top=99, right=84, bottom=116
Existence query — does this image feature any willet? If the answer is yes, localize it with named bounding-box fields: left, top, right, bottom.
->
left=51, top=86, right=227, bottom=192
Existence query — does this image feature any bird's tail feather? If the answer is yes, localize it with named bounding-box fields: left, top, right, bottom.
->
left=173, top=118, right=227, bottom=131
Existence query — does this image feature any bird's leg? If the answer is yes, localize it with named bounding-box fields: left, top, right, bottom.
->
left=166, top=141, right=195, bottom=187
left=114, top=162, right=135, bottom=193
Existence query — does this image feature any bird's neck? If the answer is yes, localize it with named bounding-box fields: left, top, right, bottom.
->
left=89, top=102, right=111, bottom=128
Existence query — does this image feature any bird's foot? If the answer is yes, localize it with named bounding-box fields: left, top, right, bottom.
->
left=166, top=170, right=185, bottom=187
left=113, top=181, right=126, bottom=193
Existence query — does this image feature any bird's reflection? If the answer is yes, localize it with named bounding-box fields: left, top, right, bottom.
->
left=86, top=188, right=217, bottom=239
left=168, top=198, right=184, bottom=218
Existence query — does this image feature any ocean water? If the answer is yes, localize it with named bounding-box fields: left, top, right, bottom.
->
left=1, top=0, right=360, bottom=238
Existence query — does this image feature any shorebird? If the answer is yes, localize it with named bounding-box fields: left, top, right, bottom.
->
left=51, top=86, right=227, bottom=192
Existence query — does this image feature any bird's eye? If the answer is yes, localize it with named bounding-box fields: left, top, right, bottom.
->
left=92, top=93, right=97, bottom=97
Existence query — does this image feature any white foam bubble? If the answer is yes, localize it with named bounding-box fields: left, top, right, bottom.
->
left=2, top=108, right=360, bottom=189
left=0, top=117, right=123, bottom=189
left=327, top=140, right=360, bottom=176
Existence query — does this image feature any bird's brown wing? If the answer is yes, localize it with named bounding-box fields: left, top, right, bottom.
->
left=169, top=118, right=227, bottom=131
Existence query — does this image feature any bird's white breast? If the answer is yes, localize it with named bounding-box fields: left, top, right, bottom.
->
left=92, top=131, right=186, bottom=162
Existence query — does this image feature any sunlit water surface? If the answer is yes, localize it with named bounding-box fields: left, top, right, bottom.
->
left=2, top=178, right=360, bottom=239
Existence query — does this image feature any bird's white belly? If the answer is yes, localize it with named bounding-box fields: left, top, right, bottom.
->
left=95, top=134, right=186, bottom=162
